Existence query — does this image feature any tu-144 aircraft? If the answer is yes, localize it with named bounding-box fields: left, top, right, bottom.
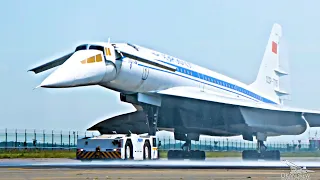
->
left=29, top=23, right=320, bottom=160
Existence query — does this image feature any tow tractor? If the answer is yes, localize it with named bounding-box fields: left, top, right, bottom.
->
left=76, top=133, right=159, bottom=160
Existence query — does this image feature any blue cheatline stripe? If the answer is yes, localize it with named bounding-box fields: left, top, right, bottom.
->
left=138, top=63, right=259, bottom=103
left=156, top=60, right=278, bottom=104
left=121, top=56, right=277, bottom=104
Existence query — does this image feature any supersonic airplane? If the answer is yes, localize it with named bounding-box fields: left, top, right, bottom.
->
left=29, top=23, right=320, bottom=160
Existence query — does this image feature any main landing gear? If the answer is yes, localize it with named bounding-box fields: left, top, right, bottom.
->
left=144, top=105, right=205, bottom=160
left=145, top=106, right=159, bottom=136
left=167, top=139, right=206, bottom=160
left=242, top=140, right=280, bottom=161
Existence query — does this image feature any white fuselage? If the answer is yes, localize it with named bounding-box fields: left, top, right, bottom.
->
left=102, top=43, right=279, bottom=105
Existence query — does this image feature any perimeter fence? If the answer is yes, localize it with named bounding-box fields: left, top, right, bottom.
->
left=0, top=129, right=319, bottom=153
left=0, top=129, right=96, bottom=151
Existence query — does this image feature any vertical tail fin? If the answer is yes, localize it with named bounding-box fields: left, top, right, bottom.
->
left=249, top=23, right=289, bottom=104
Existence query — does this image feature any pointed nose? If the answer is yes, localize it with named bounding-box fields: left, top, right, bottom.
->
left=40, top=66, right=76, bottom=88
left=38, top=49, right=114, bottom=88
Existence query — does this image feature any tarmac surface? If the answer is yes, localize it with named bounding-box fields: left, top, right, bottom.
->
left=1, top=168, right=320, bottom=180
left=0, top=158, right=319, bottom=180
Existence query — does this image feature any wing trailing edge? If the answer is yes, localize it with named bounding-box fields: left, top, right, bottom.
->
left=156, top=87, right=320, bottom=127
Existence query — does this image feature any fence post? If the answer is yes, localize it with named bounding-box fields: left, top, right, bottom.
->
left=24, top=129, right=27, bottom=148
left=43, top=130, right=45, bottom=148
left=32, top=129, right=37, bottom=148
left=34, top=129, right=36, bottom=147
left=222, top=139, right=224, bottom=151
left=52, top=130, right=54, bottom=149
left=5, top=128, right=7, bottom=149
left=60, top=131, right=62, bottom=147
left=226, top=139, right=229, bottom=151
left=68, top=131, right=70, bottom=149
left=15, top=129, right=17, bottom=147
left=73, top=131, right=75, bottom=147
left=205, top=138, right=206, bottom=151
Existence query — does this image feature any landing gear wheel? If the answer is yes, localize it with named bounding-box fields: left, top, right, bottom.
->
left=242, top=140, right=281, bottom=161
left=200, top=151, right=206, bottom=160
left=143, top=141, right=151, bottom=160
left=167, top=150, right=174, bottom=160
left=168, top=150, right=206, bottom=160
left=125, top=140, right=133, bottom=160
left=262, top=150, right=280, bottom=161
left=275, top=150, right=280, bottom=160
left=242, top=150, right=259, bottom=160
left=190, top=150, right=205, bottom=160
left=168, top=150, right=181, bottom=160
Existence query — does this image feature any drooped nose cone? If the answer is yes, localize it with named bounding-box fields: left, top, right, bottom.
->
left=39, top=66, right=76, bottom=88
left=39, top=51, right=84, bottom=88
left=38, top=49, right=117, bottom=88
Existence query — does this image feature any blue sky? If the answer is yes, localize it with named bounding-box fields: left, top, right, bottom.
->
left=1, top=1, right=320, bottom=142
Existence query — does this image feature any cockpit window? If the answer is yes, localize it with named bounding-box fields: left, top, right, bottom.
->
left=89, top=45, right=104, bottom=52
left=75, top=44, right=87, bottom=51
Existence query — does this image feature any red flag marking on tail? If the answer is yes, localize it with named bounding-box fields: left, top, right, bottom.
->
left=272, top=41, right=278, bottom=54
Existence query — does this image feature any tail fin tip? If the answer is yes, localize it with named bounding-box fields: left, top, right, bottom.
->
left=272, top=23, right=282, bottom=37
